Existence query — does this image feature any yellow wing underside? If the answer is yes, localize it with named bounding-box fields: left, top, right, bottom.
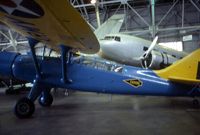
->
left=0, top=0, right=99, bottom=54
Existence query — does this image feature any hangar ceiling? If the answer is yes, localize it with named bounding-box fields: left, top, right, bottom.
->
left=0, top=0, right=200, bottom=52
left=72, top=0, right=200, bottom=38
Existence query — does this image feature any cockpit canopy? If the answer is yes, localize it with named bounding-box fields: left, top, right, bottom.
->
left=73, top=56, right=124, bottom=73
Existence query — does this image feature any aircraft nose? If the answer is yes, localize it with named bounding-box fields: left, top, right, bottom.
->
left=100, top=40, right=109, bottom=50
left=99, top=40, right=119, bottom=58
left=100, top=40, right=115, bottom=52
left=0, top=51, right=19, bottom=78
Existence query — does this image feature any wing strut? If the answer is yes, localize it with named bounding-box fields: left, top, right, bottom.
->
left=60, top=45, right=72, bottom=83
left=28, top=38, right=42, bottom=79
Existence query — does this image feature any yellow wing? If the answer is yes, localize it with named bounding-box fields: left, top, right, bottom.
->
left=0, top=0, right=99, bottom=54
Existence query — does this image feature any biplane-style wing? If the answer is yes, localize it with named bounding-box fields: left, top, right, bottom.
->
left=0, top=0, right=99, bottom=54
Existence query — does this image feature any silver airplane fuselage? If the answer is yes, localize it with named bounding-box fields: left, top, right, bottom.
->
left=99, top=33, right=187, bottom=69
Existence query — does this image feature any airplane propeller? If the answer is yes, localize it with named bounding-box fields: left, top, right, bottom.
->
left=140, top=36, right=158, bottom=69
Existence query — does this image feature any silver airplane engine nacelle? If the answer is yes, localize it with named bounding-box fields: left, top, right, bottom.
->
left=142, top=50, right=179, bottom=69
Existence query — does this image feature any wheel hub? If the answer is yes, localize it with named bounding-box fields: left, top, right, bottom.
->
left=17, top=103, right=30, bottom=114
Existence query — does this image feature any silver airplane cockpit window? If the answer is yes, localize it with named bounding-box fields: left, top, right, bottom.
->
left=104, top=36, right=115, bottom=40
left=104, top=36, right=121, bottom=42
left=115, top=36, right=121, bottom=42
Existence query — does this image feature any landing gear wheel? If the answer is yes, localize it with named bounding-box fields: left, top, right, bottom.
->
left=14, top=97, right=35, bottom=119
left=38, top=94, right=53, bottom=107
left=193, top=99, right=199, bottom=108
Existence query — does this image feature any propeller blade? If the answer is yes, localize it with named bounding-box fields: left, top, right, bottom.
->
left=144, top=60, right=147, bottom=69
left=143, top=36, right=158, bottom=59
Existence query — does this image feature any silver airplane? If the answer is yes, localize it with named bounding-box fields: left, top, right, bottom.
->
left=99, top=33, right=187, bottom=69
left=89, top=14, right=188, bottom=69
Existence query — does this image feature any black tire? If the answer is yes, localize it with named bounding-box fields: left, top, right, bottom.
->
left=14, top=97, right=35, bottom=119
left=38, top=94, right=53, bottom=107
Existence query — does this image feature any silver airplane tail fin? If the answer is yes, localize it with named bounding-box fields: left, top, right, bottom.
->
left=94, top=14, right=125, bottom=40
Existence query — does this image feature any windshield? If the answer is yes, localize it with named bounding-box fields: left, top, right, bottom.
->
left=104, top=36, right=121, bottom=42
left=73, top=56, right=124, bottom=73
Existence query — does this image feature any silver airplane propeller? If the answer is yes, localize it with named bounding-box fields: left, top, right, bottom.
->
left=140, top=36, right=158, bottom=69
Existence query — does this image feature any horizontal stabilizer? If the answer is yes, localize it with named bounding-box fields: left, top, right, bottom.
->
left=168, top=76, right=200, bottom=84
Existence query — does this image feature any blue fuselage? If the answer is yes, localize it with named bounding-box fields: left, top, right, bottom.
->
left=0, top=52, right=199, bottom=97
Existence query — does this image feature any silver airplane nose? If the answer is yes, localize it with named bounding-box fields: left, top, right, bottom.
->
left=99, top=40, right=120, bottom=59
left=100, top=40, right=111, bottom=51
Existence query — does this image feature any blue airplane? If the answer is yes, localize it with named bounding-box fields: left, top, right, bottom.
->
left=0, top=45, right=200, bottom=118
left=0, top=0, right=200, bottom=119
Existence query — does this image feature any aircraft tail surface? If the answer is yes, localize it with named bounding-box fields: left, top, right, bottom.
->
left=94, top=14, right=125, bottom=40
left=155, top=49, right=200, bottom=84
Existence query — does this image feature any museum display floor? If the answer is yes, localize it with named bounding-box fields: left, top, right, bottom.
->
left=0, top=90, right=200, bottom=135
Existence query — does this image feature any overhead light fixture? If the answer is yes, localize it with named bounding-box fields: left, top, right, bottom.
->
left=90, top=0, right=97, bottom=4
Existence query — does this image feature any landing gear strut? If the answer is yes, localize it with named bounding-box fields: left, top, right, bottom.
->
left=14, top=38, right=72, bottom=118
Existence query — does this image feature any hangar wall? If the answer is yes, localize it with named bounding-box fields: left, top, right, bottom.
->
left=183, top=34, right=200, bottom=52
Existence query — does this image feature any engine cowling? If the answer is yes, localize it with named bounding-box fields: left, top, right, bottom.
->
left=0, top=51, right=19, bottom=78
left=141, top=50, right=179, bottom=69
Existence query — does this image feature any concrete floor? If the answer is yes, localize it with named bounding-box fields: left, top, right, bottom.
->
left=0, top=89, right=200, bottom=135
